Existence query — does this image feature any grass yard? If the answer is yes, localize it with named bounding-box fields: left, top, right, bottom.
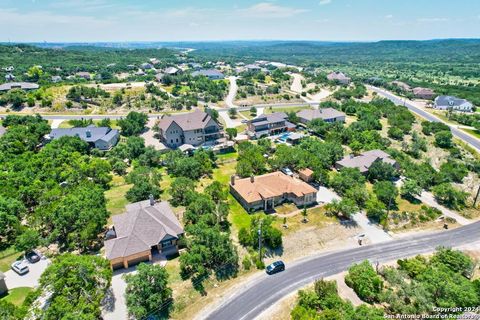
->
left=273, top=206, right=337, bottom=234
left=395, top=196, right=423, bottom=213
left=0, top=287, right=34, bottom=306
left=264, top=106, right=310, bottom=114
left=239, top=110, right=255, bottom=120
left=105, top=174, right=132, bottom=219
left=464, top=128, right=480, bottom=139
left=0, top=247, right=22, bottom=273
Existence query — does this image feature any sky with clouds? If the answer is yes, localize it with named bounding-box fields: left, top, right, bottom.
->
left=1, top=0, right=479, bottom=42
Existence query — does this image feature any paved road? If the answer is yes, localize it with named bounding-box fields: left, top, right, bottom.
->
left=225, top=76, right=239, bottom=108
left=205, top=221, right=480, bottom=320
left=367, top=85, right=480, bottom=151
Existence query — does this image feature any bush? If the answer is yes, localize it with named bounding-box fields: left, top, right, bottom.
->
left=345, top=260, right=383, bottom=303
left=242, top=256, right=252, bottom=271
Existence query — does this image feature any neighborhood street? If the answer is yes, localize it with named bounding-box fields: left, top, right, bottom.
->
left=367, top=85, right=480, bottom=151
left=204, top=220, right=480, bottom=320
left=225, top=76, right=239, bottom=108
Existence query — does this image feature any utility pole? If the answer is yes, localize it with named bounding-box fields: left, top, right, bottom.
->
left=258, top=221, right=262, bottom=263
left=474, top=185, right=480, bottom=207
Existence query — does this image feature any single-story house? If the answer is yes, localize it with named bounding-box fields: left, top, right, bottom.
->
left=298, top=168, right=314, bottom=183
left=434, top=95, right=473, bottom=112
left=297, top=108, right=346, bottom=124
left=51, top=76, right=62, bottom=83
left=230, top=171, right=317, bottom=212
left=47, top=125, right=119, bottom=150
left=335, top=149, right=399, bottom=174
left=76, top=72, right=91, bottom=80
left=327, top=72, right=351, bottom=85
left=0, top=82, right=39, bottom=92
left=141, top=63, right=154, bottom=70
left=245, top=64, right=261, bottom=72
left=164, top=67, right=180, bottom=75
left=105, top=198, right=184, bottom=269
left=391, top=81, right=412, bottom=92
left=191, top=69, right=225, bottom=80
left=412, top=87, right=435, bottom=100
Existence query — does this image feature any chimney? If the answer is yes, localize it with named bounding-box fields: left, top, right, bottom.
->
left=230, top=175, right=236, bottom=186
left=250, top=175, right=255, bottom=183
left=149, top=194, right=155, bottom=206
left=86, top=130, right=91, bottom=138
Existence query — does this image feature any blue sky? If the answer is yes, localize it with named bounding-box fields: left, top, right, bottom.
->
left=0, top=0, right=479, bottom=42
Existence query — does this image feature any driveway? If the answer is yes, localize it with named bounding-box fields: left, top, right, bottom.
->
left=141, top=118, right=167, bottom=151
left=351, top=212, right=392, bottom=244
left=4, top=257, right=50, bottom=289
left=316, top=186, right=340, bottom=204
left=290, top=73, right=304, bottom=93
left=218, top=110, right=244, bottom=128
left=225, top=76, right=239, bottom=108
left=419, top=191, right=472, bottom=225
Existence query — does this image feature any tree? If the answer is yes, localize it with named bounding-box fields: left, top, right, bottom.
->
left=330, top=168, right=365, bottom=196
left=170, top=177, right=196, bottom=206
left=373, top=180, right=398, bottom=207
left=26, top=65, right=44, bottom=81
left=325, top=198, right=358, bottom=219
left=367, top=161, right=398, bottom=182
left=400, top=179, right=422, bottom=200
left=125, top=263, right=173, bottom=319
left=205, top=181, right=227, bottom=202
left=432, top=183, right=468, bottom=209
left=14, top=229, right=41, bottom=253
left=226, top=127, right=238, bottom=140
left=250, top=106, right=257, bottom=116
left=118, top=111, right=148, bottom=136
left=228, top=108, right=237, bottom=118
left=365, top=197, right=387, bottom=223
left=38, top=254, right=112, bottom=320
left=126, top=180, right=161, bottom=203
left=434, top=130, right=453, bottom=148
left=0, top=196, right=25, bottom=250
left=345, top=260, right=383, bottom=303
left=430, top=247, right=474, bottom=276
left=6, top=89, right=27, bottom=109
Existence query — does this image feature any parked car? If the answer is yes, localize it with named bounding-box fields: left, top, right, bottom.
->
left=241, top=119, right=248, bottom=124
left=25, top=251, right=41, bottom=264
left=11, top=261, right=29, bottom=275
left=281, top=167, right=293, bottom=176
left=266, top=261, right=285, bottom=275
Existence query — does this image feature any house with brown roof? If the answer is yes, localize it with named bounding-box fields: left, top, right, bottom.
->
left=105, top=197, right=184, bottom=269
left=335, top=150, right=399, bottom=174
left=297, top=108, right=346, bottom=124
left=412, top=87, right=435, bottom=100
left=157, top=109, right=224, bottom=148
left=327, top=72, right=351, bottom=85
left=230, top=172, right=317, bottom=212
left=75, top=72, right=91, bottom=80
left=298, top=168, right=314, bottom=182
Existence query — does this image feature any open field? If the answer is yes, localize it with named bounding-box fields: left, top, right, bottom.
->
left=0, top=287, right=34, bottom=306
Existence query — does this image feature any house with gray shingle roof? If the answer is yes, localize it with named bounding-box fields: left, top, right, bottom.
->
left=434, top=95, right=473, bottom=112
left=0, top=82, right=39, bottom=92
left=157, top=109, right=224, bottom=149
left=247, top=112, right=296, bottom=139
left=105, top=198, right=184, bottom=269
left=335, top=150, right=399, bottom=174
left=191, top=69, right=225, bottom=80
left=297, top=108, right=346, bottom=124
left=47, top=125, right=119, bottom=150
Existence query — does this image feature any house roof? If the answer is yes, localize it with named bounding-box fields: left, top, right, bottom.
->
left=299, top=168, right=314, bottom=176
left=49, top=126, right=118, bottom=143
left=297, top=108, right=345, bottom=122
left=158, top=109, right=217, bottom=132
left=435, top=95, right=472, bottom=108
left=0, top=82, right=39, bottom=91
left=251, top=112, right=288, bottom=125
left=191, top=69, right=224, bottom=78
left=327, top=72, right=350, bottom=81
left=336, top=149, right=396, bottom=173
left=164, top=67, right=179, bottom=74
left=231, top=171, right=317, bottom=203
left=105, top=200, right=184, bottom=260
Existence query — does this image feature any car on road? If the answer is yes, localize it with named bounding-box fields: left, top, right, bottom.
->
left=25, top=251, right=41, bottom=264
left=241, top=119, right=248, bottom=123
left=11, top=261, right=29, bottom=275
left=281, top=167, right=293, bottom=176
left=266, top=261, right=285, bottom=275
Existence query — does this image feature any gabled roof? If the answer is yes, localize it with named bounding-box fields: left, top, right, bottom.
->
left=327, top=72, right=350, bottom=81
left=0, top=82, right=39, bottom=91
left=164, top=67, right=179, bottom=74
left=297, top=108, right=345, bottom=121
left=191, top=69, right=224, bottom=78
left=336, top=149, right=396, bottom=173
left=49, top=126, right=118, bottom=143
left=231, top=171, right=317, bottom=203
left=105, top=200, right=184, bottom=260
left=250, top=112, right=288, bottom=125
left=435, top=95, right=472, bottom=108
left=158, top=109, right=218, bottom=132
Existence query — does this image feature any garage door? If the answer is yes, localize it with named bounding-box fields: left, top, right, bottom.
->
left=127, top=255, right=149, bottom=267
left=111, top=261, right=124, bottom=270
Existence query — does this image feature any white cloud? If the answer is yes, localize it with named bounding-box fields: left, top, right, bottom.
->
left=417, top=17, right=449, bottom=22
left=385, top=14, right=393, bottom=19
left=319, top=0, right=332, bottom=5
left=238, top=2, right=308, bottom=18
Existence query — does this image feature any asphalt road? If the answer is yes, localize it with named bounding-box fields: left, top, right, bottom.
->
left=367, top=85, right=480, bottom=151
left=205, top=221, right=480, bottom=320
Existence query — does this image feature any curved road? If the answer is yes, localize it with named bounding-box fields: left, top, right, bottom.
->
left=225, top=76, right=239, bottom=108
left=367, top=85, right=480, bottom=151
left=205, top=221, right=480, bottom=320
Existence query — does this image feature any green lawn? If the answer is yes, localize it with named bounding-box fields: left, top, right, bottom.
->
left=0, top=287, right=33, bottom=306
left=464, top=128, right=480, bottom=139
left=228, top=194, right=252, bottom=231
left=0, top=247, right=22, bottom=273
left=264, top=106, right=310, bottom=114
left=105, top=174, right=132, bottom=219
left=239, top=111, right=255, bottom=120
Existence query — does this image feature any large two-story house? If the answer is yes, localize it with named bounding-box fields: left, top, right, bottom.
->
left=157, top=109, right=224, bottom=148
left=246, top=112, right=296, bottom=138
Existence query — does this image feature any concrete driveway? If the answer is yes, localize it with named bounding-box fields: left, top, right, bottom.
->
left=4, top=257, right=50, bottom=289
left=351, top=212, right=392, bottom=244
left=316, top=186, right=340, bottom=204
left=225, top=76, right=239, bottom=108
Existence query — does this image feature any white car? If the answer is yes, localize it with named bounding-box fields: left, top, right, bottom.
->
left=11, top=261, right=29, bottom=275
left=281, top=168, right=293, bottom=176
